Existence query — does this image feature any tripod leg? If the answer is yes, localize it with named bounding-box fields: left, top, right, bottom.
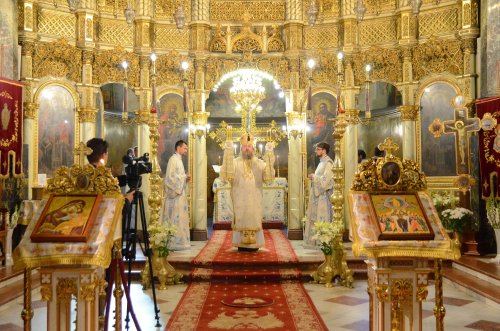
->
left=138, top=192, right=162, bottom=328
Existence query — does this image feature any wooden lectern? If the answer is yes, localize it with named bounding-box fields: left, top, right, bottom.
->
left=348, top=138, right=460, bottom=331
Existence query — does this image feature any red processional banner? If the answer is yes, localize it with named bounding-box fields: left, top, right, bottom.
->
left=0, top=78, right=23, bottom=178
left=476, top=96, right=500, bottom=198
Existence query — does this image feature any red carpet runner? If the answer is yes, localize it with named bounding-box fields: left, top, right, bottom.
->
left=168, top=230, right=328, bottom=330
left=191, top=230, right=301, bottom=281
left=193, top=230, right=299, bottom=266
left=167, top=281, right=329, bottom=331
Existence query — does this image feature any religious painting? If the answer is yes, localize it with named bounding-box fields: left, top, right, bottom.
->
left=381, top=161, right=401, bottom=186
left=31, top=194, right=102, bottom=242
left=419, top=82, right=457, bottom=177
left=369, top=194, right=434, bottom=240
left=158, top=93, right=188, bottom=173
left=102, top=83, right=138, bottom=172
left=0, top=0, right=18, bottom=80
left=306, top=92, right=337, bottom=173
left=37, top=85, right=76, bottom=178
left=357, top=82, right=403, bottom=160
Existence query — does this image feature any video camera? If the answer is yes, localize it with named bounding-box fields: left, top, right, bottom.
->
left=122, top=152, right=153, bottom=190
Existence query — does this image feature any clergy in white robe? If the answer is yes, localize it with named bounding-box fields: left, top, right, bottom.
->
left=220, top=133, right=275, bottom=251
left=161, top=140, right=191, bottom=250
left=304, top=142, right=334, bottom=248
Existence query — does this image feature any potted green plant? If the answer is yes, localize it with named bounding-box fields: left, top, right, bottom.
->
left=486, top=198, right=500, bottom=264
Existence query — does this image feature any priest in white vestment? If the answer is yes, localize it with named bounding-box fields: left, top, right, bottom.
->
left=303, top=142, right=334, bottom=248
left=162, top=140, right=191, bottom=250
left=220, top=133, right=275, bottom=251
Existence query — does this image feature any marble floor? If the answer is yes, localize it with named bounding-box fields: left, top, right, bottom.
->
left=1, top=239, right=499, bottom=331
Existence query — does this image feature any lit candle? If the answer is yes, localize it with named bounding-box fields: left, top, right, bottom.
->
left=259, top=144, right=263, bottom=155
left=234, top=143, right=237, bottom=156
left=218, top=155, right=221, bottom=166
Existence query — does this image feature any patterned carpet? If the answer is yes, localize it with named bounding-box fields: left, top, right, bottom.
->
left=166, top=281, right=329, bottom=331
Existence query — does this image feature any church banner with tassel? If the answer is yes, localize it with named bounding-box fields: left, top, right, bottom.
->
left=476, top=96, right=500, bottom=198
left=0, top=78, right=23, bottom=178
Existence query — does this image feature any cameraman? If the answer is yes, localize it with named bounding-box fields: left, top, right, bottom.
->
left=86, top=138, right=135, bottom=214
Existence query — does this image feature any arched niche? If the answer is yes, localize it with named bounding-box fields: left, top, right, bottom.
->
left=157, top=92, right=189, bottom=173
left=356, top=81, right=403, bottom=159
left=37, top=84, right=77, bottom=178
left=306, top=91, right=337, bottom=174
left=205, top=73, right=286, bottom=217
left=100, top=83, right=139, bottom=173
left=418, top=82, right=458, bottom=177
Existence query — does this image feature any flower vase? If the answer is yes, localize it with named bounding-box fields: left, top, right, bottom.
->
left=311, top=254, right=334, bottom=288
left=152, top=253, right=182, bottom=290
left=493, top=229, right=500, bottom=265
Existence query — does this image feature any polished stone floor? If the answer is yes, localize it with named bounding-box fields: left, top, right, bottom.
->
left=1, top=240, right=499, bottom=331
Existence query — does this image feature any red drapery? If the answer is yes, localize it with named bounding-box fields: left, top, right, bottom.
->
left=476, top=96, right=500, bottom=198
left=0, top=78, right=23, bottom=178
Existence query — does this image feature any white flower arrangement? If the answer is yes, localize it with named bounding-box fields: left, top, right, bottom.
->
left=440, top=207, right=477, bottom=233
left=486, top=198, right=500, bottom=229
left=431, top=190, right=459, bottom=213
left=311, top=221, right=339, bottom=255
left=148, top=223, right=178, bottom=257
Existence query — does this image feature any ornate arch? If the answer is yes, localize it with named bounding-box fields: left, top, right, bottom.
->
left=230, top=12, right=263, bottom=53
left=33, top=80, right=80, bottom=186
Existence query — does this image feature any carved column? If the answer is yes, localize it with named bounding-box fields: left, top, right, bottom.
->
left=78, top=50, right=98, bottom=144
left=76, top=11, right=96, bottom=49
left=189, top=58, right=209, bottom=240
left=286, top=59, right=304, bottom=239
left=191, top=111, right=209, bottom=240
left=134, top=19, right=152, bottom=54
left=23, top=101, right=37, bottom=198
left=398, top=8, right=418, bottom=47
left=341, top=19, right=358, bottom=53
left=192, top=0, right=210, bottom=22
left=285, top=0, right=303, bottom=21
left=398, top=105, right=418, bottom=161
left=459, top=0, right=479, bottom=101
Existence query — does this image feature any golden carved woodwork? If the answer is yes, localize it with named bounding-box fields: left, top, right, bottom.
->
left=419, top=6, right=458, bottom=37
left=38, top=9, right=75, bottom=39
left=267, top=25, right=285, bottom=52
left=56, top=277, right=78, bottom=302
left=375, top=284, right=389, bottom=302
left=316, top=0, right=340, bottom=18
left=462, top=0, right=479, bottom=28
left=80, top=284, right=96, bottom=302
left=416, top=284, right=429, bottom=302
left=391, top=279, right=413, bottom=331
left=78, top=108, right=98, bottom=123
left=398, top=105, right=418, bottom=121
left=33, top=39, right=82, bottom=82
left=93, top=47, right=140, bottom=87
left=351, top=137, right=427, bottom=191
left=210, top=1, right=285, bottom=21
left=45, top=164, right=121, bottom=195
left=302, top=50, right=340, bottom=88
left=155, top=51, right=194, bottom=89
left=40, top=283, right=52, bottom=302
left=231, top=13, right=263, bottom=53
left=23, top=102, right=38, bottom=119
left=412, top=36, right=463, bottom=80
left=362, top=0, right=397, bottom=15
left=352, top=46, right=402, bottom=86
left=304, top=25, right=339, bottom=50
left=155, top=25, right=190, bottom=49
left=96, top=18, right=134, bottom=47
left=257, top=57, right=290, bottom=89
left=360, top=17, right=397, bottom=46
left=20, top=40, right=35, bottom=57
left=153, top=0, right=191, bottom=20
left=209, top=24, right=227, bottom=52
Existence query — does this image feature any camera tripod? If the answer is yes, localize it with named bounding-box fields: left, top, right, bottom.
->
left=122, top=189, right=161, bottom=329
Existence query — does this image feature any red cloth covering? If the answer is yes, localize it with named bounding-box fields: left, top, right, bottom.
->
left=476, top=96, right=500, bottom=198
left=0, top=78, right=23, bottom=178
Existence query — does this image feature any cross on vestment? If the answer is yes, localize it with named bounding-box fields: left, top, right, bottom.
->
left=440, top=108, right=480, bottom=175
left=73, top=142, right=93, bottom=167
